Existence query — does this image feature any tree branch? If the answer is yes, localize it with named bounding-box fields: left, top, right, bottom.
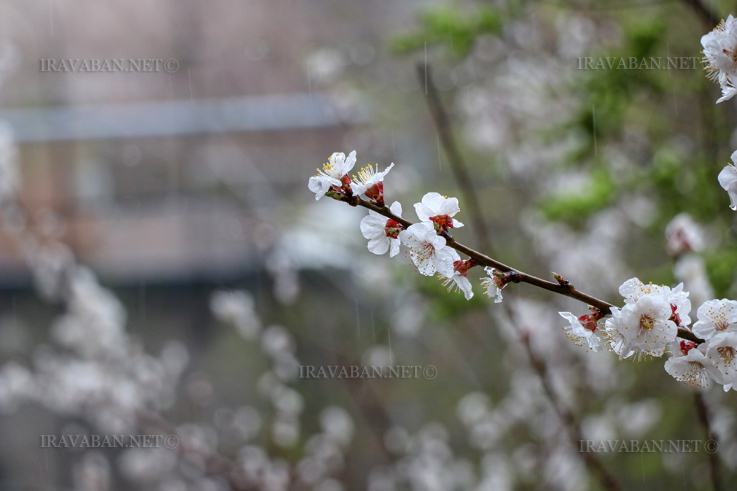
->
left=346, top=195, right=703, bottom=344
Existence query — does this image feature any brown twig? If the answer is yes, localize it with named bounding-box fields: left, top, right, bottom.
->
left=347, top=194, right=702, bottom=344
left=694, top=392, right=723, bottom=491
left=521, top=335, right=623, bottom=491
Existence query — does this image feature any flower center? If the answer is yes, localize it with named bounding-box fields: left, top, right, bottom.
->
left=384, top=219, right=401, bottom=239
left=680, top=340, right=697, bottom=356
left=718, top=346, right=736, bottom=364
left=715, top=319, right=729, bottom=331
left=429, top=214, right=454, bottom=230
left=639, top=314, right=655, bottom=332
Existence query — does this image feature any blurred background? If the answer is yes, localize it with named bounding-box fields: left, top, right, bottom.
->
left=0, top=0, right=736, bottom=489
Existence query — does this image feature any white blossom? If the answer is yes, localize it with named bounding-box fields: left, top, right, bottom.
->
left=414, top=192, right=464, bottom=229
left=692, top=299, right=737, bottom=340
left=704, top=332, right=737, bottom=390
left=603, top=307, right=636, bottom=360
left=665, top=342, right=723, bottom=389
left=308, top=151, right=356, bottom=200
left=701, top=16, right=737, bottom=102
left=440, top=272, right=474, bottom=300
left=665, top=213, right=704, bottom=255
left=359, top=201, right=402, bottom=257
left=480, top=267, right=505, bottom=303
left=718, top=154, right=737, bottom=211
left=558, top=312, right=603, bottom=352
left=437, top=250, right=474, bottom=300
left=619, top=277, right=691, bottom=326
left=608, top=292, right=678, bottom=359
left=398, top=223, right=455, bottom=276
left=352, top=163, right=394, bottom=196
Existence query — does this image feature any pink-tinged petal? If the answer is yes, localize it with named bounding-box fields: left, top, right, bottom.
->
left=367, top=237, right=390, bottom=255
left=360, top=215, right=387, bottom=239
left=438, top=197, right=460, bottom=216
left=389, top=238, right=400, bottom=258
left=389, top=201, right=402, bottom=217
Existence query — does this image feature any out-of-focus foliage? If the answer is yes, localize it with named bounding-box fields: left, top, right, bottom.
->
left=390, top=7, right=503, bottom=57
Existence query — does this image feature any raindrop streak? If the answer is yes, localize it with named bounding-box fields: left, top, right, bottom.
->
left=355, top=299, right=361, bottom=339
left=673, top=87, right=678, bottom=116
left=307, top=63, right=313, bottom=101
left=592, top=104, right=597, bottom=157
left=424, top=42, right=428, bottom=95
left=437, top=135, right=442, bottom=169
left=388, top=329, right=393, bottom=366
left=168, top=73, right=175, bottom=98
left=187, top=69, right=194, bottom=102
left=49, top=0, right=54, bottom=36
left=139, top=281, right=146, bottom=324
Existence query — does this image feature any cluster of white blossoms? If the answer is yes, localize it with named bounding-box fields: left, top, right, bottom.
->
left=308, top=150, right=394, bottom=204
left=310, top=149, right=737, bottom=392
left=701, top=17, right=737, bottom=209
left=701, top=16, right=737, bottom=103
left=309, top=151, right=511, bottom=302
left=558, top=277, right=737, bottom=392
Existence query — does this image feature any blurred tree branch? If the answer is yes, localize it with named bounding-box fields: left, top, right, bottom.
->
left=521, top=334, right=623, bottom=491
left=694, top=392, right=723, bottom=491
left=416, top=62, right=491, bottom=253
